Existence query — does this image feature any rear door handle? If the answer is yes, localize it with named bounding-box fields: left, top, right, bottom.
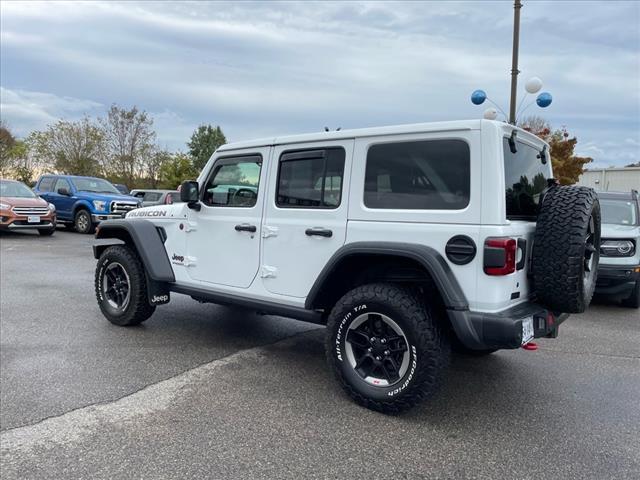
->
left=305, top=228, right=333, bottom=238
left=235, top=224, right=257, bottom=233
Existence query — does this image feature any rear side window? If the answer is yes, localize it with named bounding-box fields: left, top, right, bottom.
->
left=144, top=192, right=162, bottom=202
left=38, top=177, right=55, bottom=192
left=503, top=138, right=551, bottom=220
left=364, top=140, right=470, bottom=209
left=276, top=148, right=345, bottom=208
left=54, top=178, right=71, bottom=193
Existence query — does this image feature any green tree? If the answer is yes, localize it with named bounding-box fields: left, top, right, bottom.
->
left=187, top=124, right=226, bottom=171
left=101, top=104, right=156, bottom=183
left=29, top=118, right=105, bottom=176
left=0, top=122, right=17, bottom=177
left=158, top=153, right=197, bottom=189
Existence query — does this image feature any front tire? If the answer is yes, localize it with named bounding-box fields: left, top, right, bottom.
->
left=325, top=283, right=450, bottom=414
left=95, top=245, right=156, bottom=326
left=74, top=209, right=94, bottom=234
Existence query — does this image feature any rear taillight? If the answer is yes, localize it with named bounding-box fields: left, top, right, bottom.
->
left=484, top=237, right=517, bottom=276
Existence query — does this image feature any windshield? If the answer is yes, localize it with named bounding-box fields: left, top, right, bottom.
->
left=72, top=178, right=120, bottom=194
left=600, top=199, right=638, bottom=226
left=503, top=138, right=552, bottom=220
left=0, top=180, right=37, bottom=198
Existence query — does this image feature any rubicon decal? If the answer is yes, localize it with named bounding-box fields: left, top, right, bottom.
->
left=128, top=209, right=168, bottom=217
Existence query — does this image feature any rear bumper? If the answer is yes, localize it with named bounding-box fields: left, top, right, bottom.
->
left=448, top=302, right=568, bottom=351
left=595, top=264, right=640, bottom=296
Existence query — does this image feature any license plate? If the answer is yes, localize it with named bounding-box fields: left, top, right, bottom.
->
left=27, top=216, right=40, bottom=223
left=522, top=316, right=534, bottom=344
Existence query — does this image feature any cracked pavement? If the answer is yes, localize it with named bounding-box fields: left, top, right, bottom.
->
left=1, top=229, right=639, bottom=479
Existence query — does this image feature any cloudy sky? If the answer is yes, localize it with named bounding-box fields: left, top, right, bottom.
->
left=1, top=1, right=638, bottom=167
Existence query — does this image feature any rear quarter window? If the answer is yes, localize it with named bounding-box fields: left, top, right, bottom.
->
left=38, top=177, right=56, bottom=192
left=364, top=139, right=470, bottom=210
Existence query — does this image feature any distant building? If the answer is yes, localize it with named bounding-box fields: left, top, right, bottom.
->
left=577, top=167, right=640, bottom=192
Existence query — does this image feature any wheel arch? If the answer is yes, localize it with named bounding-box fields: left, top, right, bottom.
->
left=305, top=242, right=469, bottom=313
left=93, top=219, right=175, bottom=282
left=73, top=200, right=92, bottom=216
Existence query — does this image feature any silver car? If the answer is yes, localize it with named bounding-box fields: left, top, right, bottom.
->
left=130, top=189, right=180, bottom=207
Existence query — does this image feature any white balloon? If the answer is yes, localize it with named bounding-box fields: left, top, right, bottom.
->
left=525, top=77, right=543, bottom=94
left=483, top=107, right=498, bottom=120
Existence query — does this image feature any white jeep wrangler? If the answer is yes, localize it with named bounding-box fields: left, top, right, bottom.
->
left=94, top=120, right=601, bottom=413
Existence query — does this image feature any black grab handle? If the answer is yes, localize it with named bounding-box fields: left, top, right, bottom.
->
left=235, top=224, right=257, bottom=233
left=305, top=228, right=333, bottom=238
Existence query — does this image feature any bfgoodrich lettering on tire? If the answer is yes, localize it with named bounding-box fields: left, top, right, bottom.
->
left=325, top=283, right=450, bottom=414
left=95, top=245, right=156, bottom=326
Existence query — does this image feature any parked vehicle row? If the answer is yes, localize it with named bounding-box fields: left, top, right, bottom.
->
left=1, top=175, right=182, bottom=236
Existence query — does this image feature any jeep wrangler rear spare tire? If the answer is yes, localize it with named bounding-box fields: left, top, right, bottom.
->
left=95, top=245, right=156, bottom=326
left=532, top=186, right=601, bottom=313
left=326, top=283, right=450, bottom=414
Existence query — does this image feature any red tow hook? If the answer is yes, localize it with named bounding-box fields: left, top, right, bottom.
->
left=522, top=341, right=538, bottom=351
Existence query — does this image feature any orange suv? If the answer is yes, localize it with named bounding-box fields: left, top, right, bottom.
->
left=0, top=179, right=57, bottom=236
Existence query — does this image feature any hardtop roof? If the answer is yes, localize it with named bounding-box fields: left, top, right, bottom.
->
left=217, top=119, right=519, bottom=152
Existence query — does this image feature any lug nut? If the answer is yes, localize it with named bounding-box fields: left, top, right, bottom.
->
left=381, top=338, right=387, bottom=344
left=367, top=347, right=373, bottom=353
left=375, top=356, right=381, bottom=361
left=384, top=350, right=390, bottom=356
left=370, top=337, right=376, bottom=343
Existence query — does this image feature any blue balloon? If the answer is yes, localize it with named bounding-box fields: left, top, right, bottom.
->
left=536, top=92, right=552, bottom=108
left=471, top=90, right=487, bottom=105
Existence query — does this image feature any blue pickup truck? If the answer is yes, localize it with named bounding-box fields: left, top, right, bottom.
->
left=34, top=175, right=140, bottom=234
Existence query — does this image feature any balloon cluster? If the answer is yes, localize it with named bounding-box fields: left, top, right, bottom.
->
left=470, top=77, right=552, bottom=121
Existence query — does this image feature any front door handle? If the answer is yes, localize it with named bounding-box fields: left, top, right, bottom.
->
left=305, top=228, right=333, bottom=238
left=235, top=224, right=257, bottom=233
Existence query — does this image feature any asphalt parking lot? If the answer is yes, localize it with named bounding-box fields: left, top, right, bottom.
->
left=1, top=229, right=639, bottom=479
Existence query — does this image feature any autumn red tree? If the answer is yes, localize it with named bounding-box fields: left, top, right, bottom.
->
left=519, top=116, right=592, bottom=185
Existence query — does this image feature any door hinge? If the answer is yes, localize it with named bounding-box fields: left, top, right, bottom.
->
left=184, top=256, right=198, bottom=267
left=184, top=222, right=197, bottom=232
left=261, top=265, right=277, bottom=278
left=262, top=226, right=279, bottom=239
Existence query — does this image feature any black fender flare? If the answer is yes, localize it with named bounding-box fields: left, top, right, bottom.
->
left=93, top=219, right=175, bottom=282
left=305, top=242, right=469, bottom=311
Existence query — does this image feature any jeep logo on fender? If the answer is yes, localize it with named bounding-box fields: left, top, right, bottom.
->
left=128, top=209, right=168, bottom=217
left=172, top=253, right=185, bottom=263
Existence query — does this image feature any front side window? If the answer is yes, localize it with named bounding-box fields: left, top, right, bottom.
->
left=600, top=199, right=638, bottom=226
left=202, top=156, right=262, bottom=207
left=364, top=139, right=470, bottom=209
left=503, top=138, right=551, bottom=220
left=38, top=177, right=55, bottom=192
left=276, top=148, right=345, bottom=208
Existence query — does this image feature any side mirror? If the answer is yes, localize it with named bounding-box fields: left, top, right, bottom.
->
left=180, top=181, right=200, bottom=210
left=57, top=187, right=70, bottom=196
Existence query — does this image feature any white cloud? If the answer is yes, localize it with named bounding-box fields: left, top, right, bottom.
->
left=0, top=1, right=638, bottom=165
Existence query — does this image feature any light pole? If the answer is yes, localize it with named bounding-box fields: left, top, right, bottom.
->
left=469, top=0, right=552, bottom=124
left=509, top=0, right=522, bottom=125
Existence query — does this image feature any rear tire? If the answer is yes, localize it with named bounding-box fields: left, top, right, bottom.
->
left=532, top=186, right=601, bottom=313
left=622, top=280, right=640, bottom=309
left=74, top=209, right=94, bottom=234
left=95, top=245, right=155, bottom=326
left=325, top=283, right=450, bottom=414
